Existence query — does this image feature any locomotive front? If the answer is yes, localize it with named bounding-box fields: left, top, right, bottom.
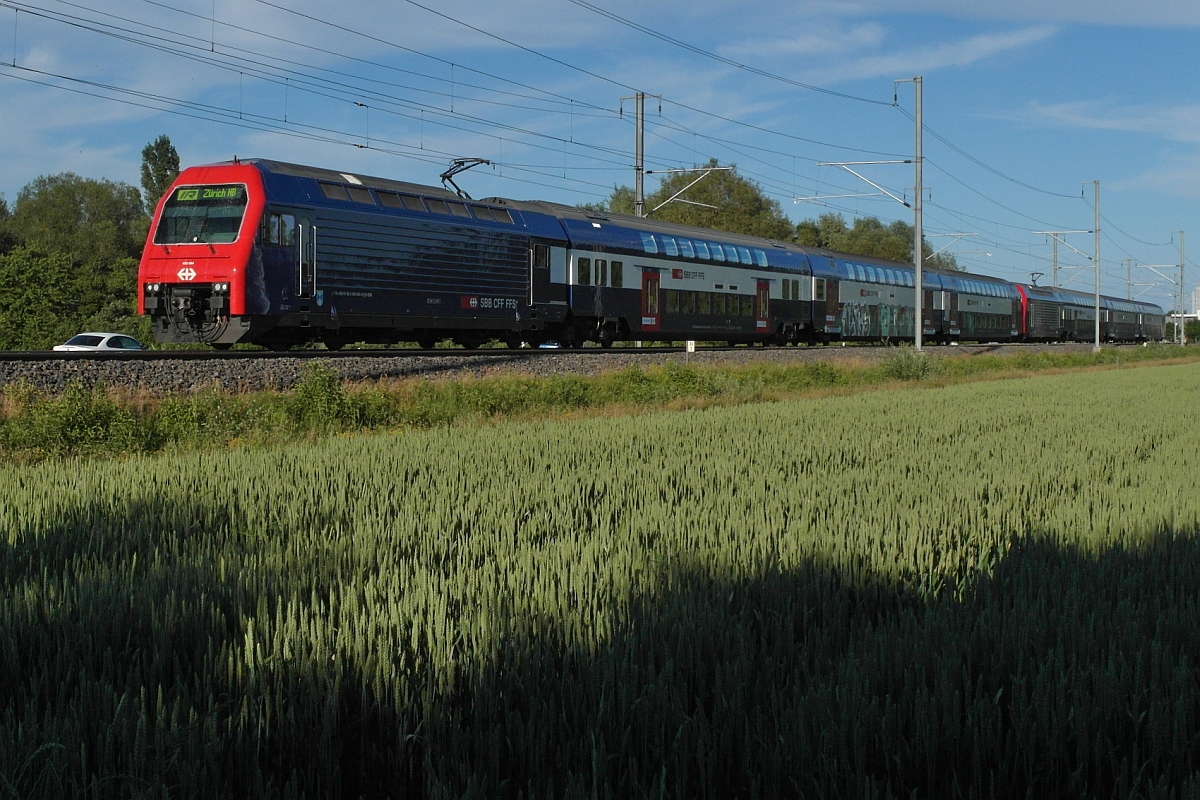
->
left=138, top=163, right=265, bottom=347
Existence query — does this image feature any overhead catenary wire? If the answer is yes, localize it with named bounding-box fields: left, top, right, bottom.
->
left=0, top=63, right=621, bottom=198
left=3, top=0, right=1183, bottom=304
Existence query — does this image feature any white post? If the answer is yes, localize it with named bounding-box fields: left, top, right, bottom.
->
left=1093, top=180, right=1101, bottom=351
left=913, top=77, right=923, bottom=352
left=634, top=92, right=644, bottom=218
left=1181, top=231, right=1186, bottom=344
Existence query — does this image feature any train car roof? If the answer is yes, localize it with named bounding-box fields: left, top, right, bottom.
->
left=486, top=197, right=804, bottom=251
left=1017, top=283, right=1163, bottom=313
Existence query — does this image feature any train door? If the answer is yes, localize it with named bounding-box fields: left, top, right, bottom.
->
left=755, top=280, right=771, bottom=333
left=297, top=217, right=316, bottom=299
left=923, top=289, right=936, bottom=336
left=530, top=241, right=551, bottom=306
left=948, top=292, right=960, bottom=334
left=641, top=269, right=660, bottom=332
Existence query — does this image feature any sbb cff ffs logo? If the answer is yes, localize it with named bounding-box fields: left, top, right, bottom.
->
left=461, top=296, right=479, bottom=309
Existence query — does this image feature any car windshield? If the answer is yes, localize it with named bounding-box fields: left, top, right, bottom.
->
left=65, top=335, right=104, bottom=347
left=154, top=184, right=248, bottom=244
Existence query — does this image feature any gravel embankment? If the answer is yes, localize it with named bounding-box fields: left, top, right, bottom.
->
left=0, top=343, right=1137, bottom=396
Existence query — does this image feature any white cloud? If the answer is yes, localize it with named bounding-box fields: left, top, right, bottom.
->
left=1112, top=151, right=1200, bottom=199
left=801, top=26, right=1056, bottom=84
left=794, top=0, right=1200, bottom=26
left=1026, top=100, right=1200, bottom=145
left=721, top=23, right=887, bottom=59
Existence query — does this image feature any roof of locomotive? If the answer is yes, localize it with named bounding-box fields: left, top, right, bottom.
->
left=231, top=159, right=467, bottom=202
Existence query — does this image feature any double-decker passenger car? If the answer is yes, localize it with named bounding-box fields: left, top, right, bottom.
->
left=1014, top=284, right=1163, bottom=342
left=138, top=159, right=1165, bottom=349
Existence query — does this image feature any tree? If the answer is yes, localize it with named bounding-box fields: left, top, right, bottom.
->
left=0, top=197, right=17, bottom=256
left=591, top=160, right=795, bottom=241
left=141, top=134, right=181, bottom=215
left=12, top=173, right=145, bottom=267
left=8, top=173, right=147, bottom=345
left=0, top=247, right=79, bottom=349
left=796, top=212, right=960, bottom=270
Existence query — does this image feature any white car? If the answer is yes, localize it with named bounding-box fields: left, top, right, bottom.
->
left=53, top=332, right=147, bottom=352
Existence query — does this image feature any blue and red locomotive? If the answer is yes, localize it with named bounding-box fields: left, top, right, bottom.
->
left=138, top=159, right=1165, bottom=349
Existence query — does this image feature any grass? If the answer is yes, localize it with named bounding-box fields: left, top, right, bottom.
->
left=0, top=342, right=1196, bottom=463
left=2, top=363, right=1200, bottom=797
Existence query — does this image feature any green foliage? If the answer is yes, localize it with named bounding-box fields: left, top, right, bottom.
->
left=289, top=362, right=355, bottom=430
left=2, top=365, right=1200, bottom=796
left=140, top=135, right=181, bottom=215
left=4, top=173, right=148, bottom=346
left=796, top=211, right=960, bottom=270
left=0, top=196, right=17, bottom=255
left=597, top=160, right=796, bottom=240
left=0, top=247, right=80, bottom=349
left=12, top=173, right=146, bottom=267
left=0, top=347, right=1192, bottom=463
left=0, top=381, right=145, bottom=457
left=879, top=346, right=946, bottom=381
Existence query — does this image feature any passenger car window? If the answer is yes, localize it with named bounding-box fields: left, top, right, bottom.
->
left=596, top=259, right=608, bottom=286
left=447, top=202, right=471, bottom=218
left=640, top=232, right=658, bottom=254
left=425, top=199, right=450, bottom=215
left=694, top=241, right=710, bottom=259
left=470, top=205, right=494, bottom=221
left=662, top=237, right=679, bottom=257
left=709, top=243, right=724, bottom=262
left=737, top=247, right=752, bottom=265
left=755, top=249, right=768, bottom=267
left=346, top=186, right=374, bottom=204
left=611, top=261, right=623, bottom=288
left=401, top=195, right=426, bottom=212
left=578, top=257, right=591, bottom=285
left=679, top=239, right=695, bottom=258
left=378, top=192, right=403, bottom=209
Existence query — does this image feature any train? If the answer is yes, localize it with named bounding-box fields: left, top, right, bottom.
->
left=137, top=159, right=1166, bottom=350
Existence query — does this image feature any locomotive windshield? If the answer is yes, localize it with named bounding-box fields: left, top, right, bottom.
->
left=154, top=184, right=248, bottom=244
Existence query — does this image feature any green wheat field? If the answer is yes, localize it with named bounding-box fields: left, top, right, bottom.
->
left=3, top=363, right=1200, bottom=798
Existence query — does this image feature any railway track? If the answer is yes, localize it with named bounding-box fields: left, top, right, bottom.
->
left=0, top=340, right=1086, bottom=363
left=0, top=342, right=1150, bottom=397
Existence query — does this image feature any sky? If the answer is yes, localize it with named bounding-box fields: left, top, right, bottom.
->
left=1, top=0, right=1198, bottom=309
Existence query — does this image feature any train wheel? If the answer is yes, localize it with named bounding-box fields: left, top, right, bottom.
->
left=417, top=335, right=438, bottom=350
left=211, top=342, right=233, bottom=351
left=455, top=336, right=482, bottom=350
left=324, top=341, right=345, bottom=351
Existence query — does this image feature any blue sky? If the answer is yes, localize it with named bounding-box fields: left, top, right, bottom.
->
left=1, top=0, right=1198, bottom=309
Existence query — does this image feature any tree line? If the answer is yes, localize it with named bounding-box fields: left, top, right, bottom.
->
left=590, top=158, right=959, bottom=271
left=0, top=136, right=179, bottom=350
